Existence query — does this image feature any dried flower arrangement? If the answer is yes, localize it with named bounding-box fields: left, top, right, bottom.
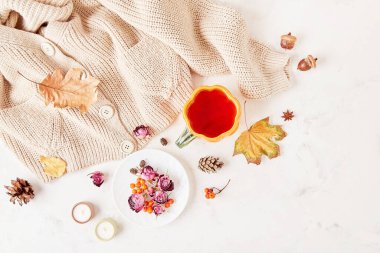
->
left=128, top=160, right=175, bottom=216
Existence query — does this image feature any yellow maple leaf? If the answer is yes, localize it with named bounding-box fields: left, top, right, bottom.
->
left=39, top=156, right=67, bottom=178
left=38, top=68, right=99, bottom=112
left=233, top=117, right=287, bottom=164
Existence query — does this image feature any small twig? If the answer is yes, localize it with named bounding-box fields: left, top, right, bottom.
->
left=244, top=100, right=249, bottom=129
left=17, top=71, right=38, bottom=84
left=17, top=71, right=53, bottom=90
left=212, top=179, right=231, bottom=194
left=17, top=70, right=71, bottom=91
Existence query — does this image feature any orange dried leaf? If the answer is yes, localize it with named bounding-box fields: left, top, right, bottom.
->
left=233, top=117, right=287, bottom=165
left=39, top=156, right=67, bottom=178
left=38, top=68, right=99, bottom=112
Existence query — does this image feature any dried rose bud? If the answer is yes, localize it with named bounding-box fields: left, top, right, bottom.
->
left=141, top=165, right=158, bottom=180
left=153, top=191, right=168, bottom=204
left=298, top=55, right=317, bottom=71
left=158, top=175, right=174, bottom=191
left=148, top=187, right=155, bottom=197
left=153, top=205, right=165, bottom=216
left=139, top=160, right=146, bottom=168
left=128, top=194, right=145, bottom=213
left=133, top=125, right=150, bottom=139
left=281, top=32, right=297, bottom=50
left=88, top=171, right=104, bottom=187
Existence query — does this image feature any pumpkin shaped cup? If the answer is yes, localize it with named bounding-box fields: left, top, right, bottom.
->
left=176, top=85, right=241, bottom=148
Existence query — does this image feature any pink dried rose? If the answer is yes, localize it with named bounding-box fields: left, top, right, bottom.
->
left=141, top=165, right=158, bottom=181
left=88, top=171, right=104, bottom=187
left=153, top=205, right=165, bottom=216
left=133, top=125, right=150, bottom=139
left=128, top=194, right=145, bottom=213
left=148, top=187, right=155, bottom=197
left=158, top=175, right=174, bottom=191
left=154, top=190, right=168, bottom=204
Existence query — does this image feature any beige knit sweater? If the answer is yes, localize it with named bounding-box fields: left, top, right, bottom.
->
left=0, top=0, right=290, bottom=182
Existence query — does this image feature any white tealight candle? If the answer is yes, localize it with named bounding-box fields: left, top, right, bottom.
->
left=72, top=202, right=94, bottom=224
left=95, top=218, right=117, bottom=241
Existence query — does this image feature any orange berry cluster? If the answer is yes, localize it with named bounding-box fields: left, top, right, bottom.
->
left=130, top=178, right=148, bottom=194
left=203, top=179, right=231, bottom=200
left=143, top=200, right=154, bottom=214
left=204, top=188, right=216, bottom=199
left=165, top=198, right=175, bottom=208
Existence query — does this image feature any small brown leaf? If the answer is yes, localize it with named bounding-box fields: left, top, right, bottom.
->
left=39, top=156, right=67, bottom=178
left=38, top=68, right=99, bottom=112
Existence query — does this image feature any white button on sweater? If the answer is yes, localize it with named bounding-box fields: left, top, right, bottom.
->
left=0, top=0, right=290, bottom=182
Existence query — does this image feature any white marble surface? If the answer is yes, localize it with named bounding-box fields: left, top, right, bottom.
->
left=1, top=0, right=380, bottom=252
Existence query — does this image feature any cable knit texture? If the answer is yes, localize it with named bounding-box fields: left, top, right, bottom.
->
left=0, top=0, right=290, bottom=182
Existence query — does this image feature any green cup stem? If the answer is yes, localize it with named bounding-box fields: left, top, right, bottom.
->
left=176, top=127, right=196, bottom=148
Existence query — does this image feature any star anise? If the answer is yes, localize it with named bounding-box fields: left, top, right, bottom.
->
left=282, top=110, right=294, bottom=121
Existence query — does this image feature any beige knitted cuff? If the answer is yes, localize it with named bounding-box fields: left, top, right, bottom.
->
left=239, top=49, right=291, bottom=100
left=262, top=49, right=291, bottom=94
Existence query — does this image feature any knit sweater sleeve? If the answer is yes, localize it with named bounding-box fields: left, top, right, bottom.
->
left=97, top=0, right=290, bottom=99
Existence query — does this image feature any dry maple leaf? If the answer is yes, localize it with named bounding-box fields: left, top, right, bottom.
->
left=39, top=156, right=67, bottom=178
left=38, top=68, right=99, bottom=112
left=233, top=117, right=287, bottom=165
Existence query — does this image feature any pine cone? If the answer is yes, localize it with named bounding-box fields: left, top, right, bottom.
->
left=4, top=178, right=35, bottom=206
left=198, top=156, right=224, bottom=173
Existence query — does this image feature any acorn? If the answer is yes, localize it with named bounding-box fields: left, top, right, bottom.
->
left=297, top=55, right=317, bottom=71
left=280, top=32, right=297, bottom=50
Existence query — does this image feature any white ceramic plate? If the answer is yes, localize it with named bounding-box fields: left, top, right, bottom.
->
left=112, top=149, right=190, bottom=227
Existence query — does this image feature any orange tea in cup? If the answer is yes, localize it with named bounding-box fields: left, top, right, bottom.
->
left=176, top=85, right=240, bottom=148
